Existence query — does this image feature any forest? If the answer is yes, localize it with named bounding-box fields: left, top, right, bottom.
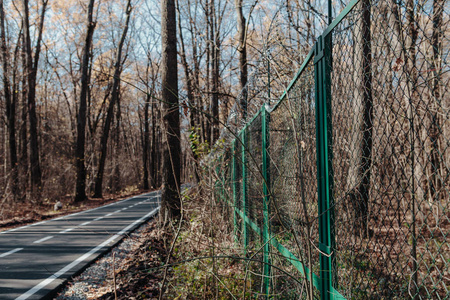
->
left=0, top=0, right=333, bottom=209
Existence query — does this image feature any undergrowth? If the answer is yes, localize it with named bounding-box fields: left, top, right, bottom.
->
left=164, top=183, right=251, bottom=299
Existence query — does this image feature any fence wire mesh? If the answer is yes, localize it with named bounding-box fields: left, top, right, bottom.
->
left=208, top=0, right=449, bottom=298
left=245, top=114, right=267, bottom=296
left=246, top=114, right=264, bottom=234
left=330, top=0, right=449, bottom=298
left=268, top=62, right=320, bottom=298
left=218, top=148, right=234, bottom=234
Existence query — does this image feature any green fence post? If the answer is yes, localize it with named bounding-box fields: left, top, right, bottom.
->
left=241, top=130, right=249, bottom=252
left=314, top=34, right=335, bottom=300
left=232, top=140, right=239, bottom=244
left=262, top=107, right=271, bottom=297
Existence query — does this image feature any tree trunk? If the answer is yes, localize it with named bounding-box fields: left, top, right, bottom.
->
left=235, top=0, right=248, bottom=119
left=93, top=0, right=132, bottom=198
left=211, top=0, right=220, bottom=144
left=143, top=93, right=150, bottom=190
left=113, top=85, right=121, bottom=193
left=347, top=0, right=373, bottom=238
left=428, top=0, right=444, bottom=202
left=189, top=1, right=201, bottom=133
left=153, top=117, right=159, bottom=187
left=75, top=0, right=96, bottom=202
left=177, top=0, right=200, bottom=183
left=150, top=100, right=158, bottom=188
left=23, top=0, right=47, bottom=193
left=0, top=0, right=18, bottom=199
left=161, top=0, right=181, bottom=220
left=405, top=0, right=419, bottom=294
left=11, top=32, right=21, bottom=195
left=20, top=34, right=28, bottom=199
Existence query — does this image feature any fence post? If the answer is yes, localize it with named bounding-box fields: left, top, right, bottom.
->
left=314, top=34, right=335, bottom=300
left=262, top=107, right=271, bottom=297
left=232, top=140, right=239, bottom=244
left=231, top=139, right=239, bottom=243
left=241, top=130, right=249, bottom=252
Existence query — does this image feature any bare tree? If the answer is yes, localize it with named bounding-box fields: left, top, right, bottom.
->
left=347, top=0, right=373, bottom=237
left=176, top=0, right=200, bottom=183
left=161, top=0, right=181, bottom=219
left=209, top=0, right=220, bottom=144
left=0, top=0, right=21, bottom=202
left=19, top=25, right=28, bottom=197
left=75, top=0, right=97, bottom=202
left=143, top=90, right=151, bottom=190
left=0, top=0, right=19, bottom=199
left=234, top=0, right=257, bottom=120
left=428, top=0, right=444, bottom=203
left=22, top=0, right=48, bottom=192
left=93, top=0, right=132, bottom=198
left=235, top=0, right=248, bottom=119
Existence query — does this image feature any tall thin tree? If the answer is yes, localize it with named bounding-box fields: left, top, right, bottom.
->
left=143, top=90, right=151, bottom=190
left=75, top=0, right=97, bottom=202
left=20, top=25, right=28, bottom=197
left=0, top=0, right=18, bottom=198
left=235, top=0, right=248, bottom=119
left=161, top=0, right=181, bottom=219
left=347, top=0, right=373, bottom=237
left=428, top=0, right=444, bottom=202
left=93, top=0, right=132, bottom=198
left=23, top=0, right=48, bottom=192
left=209, top=0, right=220, bottom=144
left=176, top=0, right=200, bottom=183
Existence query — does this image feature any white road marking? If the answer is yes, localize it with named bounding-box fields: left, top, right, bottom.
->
left=0, top=248, right=23, bottom=258
left=16, top=206, right=160, bottom=300
left=30, top=220, right=48, bottom=227
left=80, top=221, right=91, bottom=226
left=59, top=228, right=74, bottom=234
left=114, top=210, right=121, bottom=213
left=33, top=236, right=53, bottom=244
left=105, top=213, right=113, bottom=217
left=0, top=227, right=25, bottom=234
left=93, top=217, right=103, bottom=221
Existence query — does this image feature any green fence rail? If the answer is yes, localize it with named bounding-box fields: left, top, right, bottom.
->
left=212, top=0, right=449, bottom=298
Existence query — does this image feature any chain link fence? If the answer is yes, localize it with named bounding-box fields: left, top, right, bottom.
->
left=211, top=0, right=448, bottom=298
left=330, top=0, right=449, bottom=298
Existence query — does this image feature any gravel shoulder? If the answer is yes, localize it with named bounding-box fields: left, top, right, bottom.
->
left=55, top=219, right=166, bottom=300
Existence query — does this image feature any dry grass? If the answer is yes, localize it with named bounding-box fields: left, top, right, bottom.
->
left=163, top=183, right=250, bottom=299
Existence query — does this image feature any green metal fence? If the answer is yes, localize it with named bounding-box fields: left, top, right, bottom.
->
left=212, top=0, right=449, bottom=298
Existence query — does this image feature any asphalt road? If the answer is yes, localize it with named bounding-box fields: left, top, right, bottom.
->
left=0, top=191, right=160, bottom=300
